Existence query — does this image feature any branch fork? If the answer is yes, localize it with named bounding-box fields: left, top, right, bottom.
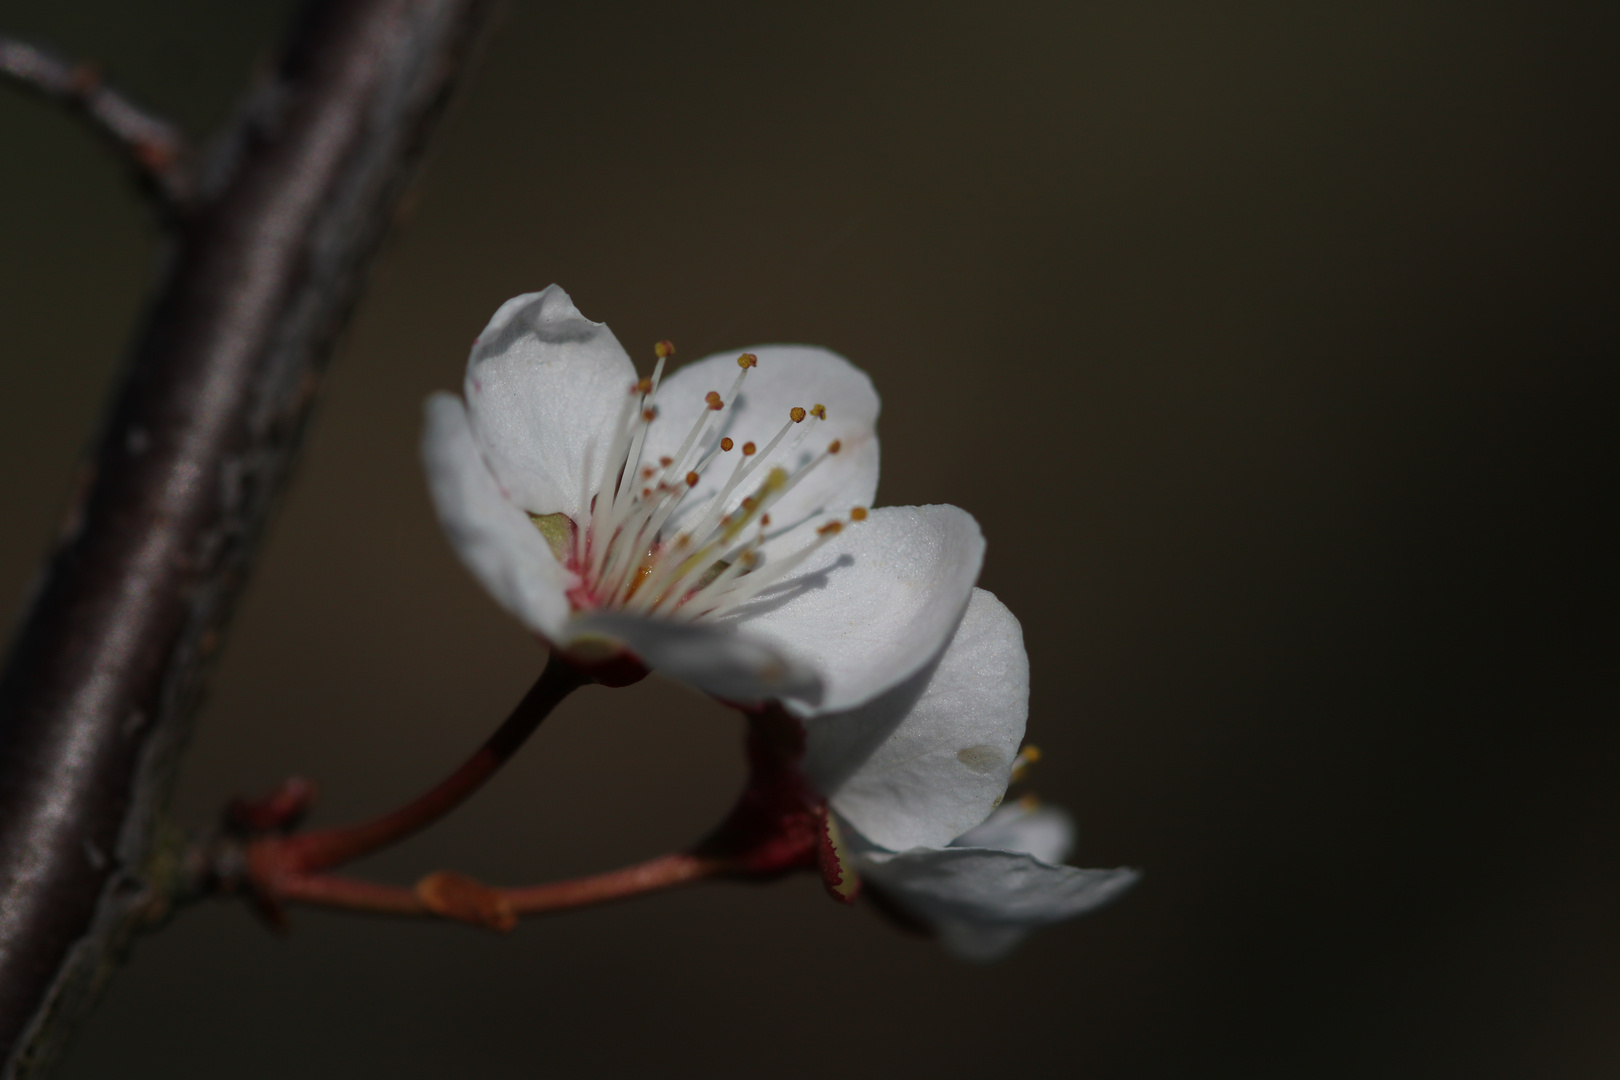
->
left=209, top=661, right=838, bottom=932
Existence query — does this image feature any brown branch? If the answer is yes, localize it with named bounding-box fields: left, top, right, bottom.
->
left=0, top=37, right=192, bottom=210
left=0, top=1, right=495, bottom=1076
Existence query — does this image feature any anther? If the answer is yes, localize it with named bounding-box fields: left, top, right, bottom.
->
left=1009, top=744, right=1042, bottom=783
left=790, top=406, right=806, bottom=423
left=720, top=437, right=734, bottom=452
left=686, top=471, right=700, bottom=487
left=635, top=377, right=654, bottom=394
left=642, top=407, right=658, bottom=422
left=737, top=353, right=758, bottom=368
left=828, top=439, right=842, bottom=454
left=705, top=391, right=723, bottom=410
left=655, top=340, right=676, bottom=359
left=760, top=514, right=772, bottom=527
left=641, top=466, right=656, bottom=479
left=817, top=521, right=843, bottom=536
left=659, top=456, right=673, bottom=467
left=742, top=442, right=757, bottom=456
left=850, top=507, right=868, bottom=521
left=810, top=404, right=826, bottom=420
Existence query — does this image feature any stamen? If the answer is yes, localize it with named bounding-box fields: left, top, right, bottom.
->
left=720, top=437, right=734, bottom=452
left=705, top=503, right=864, bottom=610
left=1009, top=744, right=1043, bottom=784
left=655, top=340, right=676, bottom=359
left=849, top=507, right=868, bottom=521
left=634, top=468, right=787, bottom=614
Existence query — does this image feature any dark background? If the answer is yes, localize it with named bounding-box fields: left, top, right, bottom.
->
left=2, top=2, right=1616, bottom=1077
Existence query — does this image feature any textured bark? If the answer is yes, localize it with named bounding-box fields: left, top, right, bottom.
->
left=0, top=1, right=494, bottom=1074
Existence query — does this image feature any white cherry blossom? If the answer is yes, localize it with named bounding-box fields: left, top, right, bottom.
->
left=422, top=285, right=984, bottom=716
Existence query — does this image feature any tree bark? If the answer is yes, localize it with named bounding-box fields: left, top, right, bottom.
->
left=0, top=1, right=494, bottom=1074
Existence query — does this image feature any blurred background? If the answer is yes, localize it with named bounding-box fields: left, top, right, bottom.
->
left=2, top=2, right=1616, bottom=1077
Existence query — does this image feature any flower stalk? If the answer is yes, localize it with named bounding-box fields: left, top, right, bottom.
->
left=239, top=653, right=588, bottom=921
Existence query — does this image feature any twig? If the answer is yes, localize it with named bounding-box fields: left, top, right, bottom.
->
left=262, top=853, right=727, bottom=927
left=259, top=655, right=587, bottom=876
left=0, top=2, right=495, bottom=1076
left=0, top=37, right=192, bottom=210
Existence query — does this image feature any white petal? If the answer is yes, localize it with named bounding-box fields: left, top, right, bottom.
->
left=463, top=286, right=637, bottom=518
left=856, top=846, right=1140, bottom=962
left=802, top=589, right=1028, bottom=850
left=954, top=801, right=1075, bottom=867
left=725, top=505, right=985, bottom=716
left=567, top=610, right=821, bottom=707
left=639, top=345, right=879, bottom=536
left=421, top=393, right=573, bottom=638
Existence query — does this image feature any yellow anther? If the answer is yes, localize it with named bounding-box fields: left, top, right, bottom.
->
left=790, top=406, right=806, bottom=423
left=1009, top=744, right=1042, bottom=783
left=634, top=377, right=653, bottom=394
left=742, top=441, right=757, bottom=456
left=828, top=439, right=842, bottom=454
left=705, top=391, right=723, bottom=410
left=720, top=437, right=734, bottom=452
left=810, top=404, right=826, bottom=420
left=849, top=507, right=868, bottom=522
left=655, top=340, right=676, bottom=359
left=737, top=352, right=758, bottom=368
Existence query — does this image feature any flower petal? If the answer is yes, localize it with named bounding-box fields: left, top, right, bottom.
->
left=802, top=588, right=1027, bottom=849
left=422, top=393, right=573, bottom=638
left=954, top=801, right=1075, bottom=867
left=856, top=844, right=1140, bottom=962
left=726, top=504, right=985, bottom=716
left=567, top=610, right=822, bottom=707
left=464, top=286, right=638, bottom=518
left=639, top=345, right=879, bottom=536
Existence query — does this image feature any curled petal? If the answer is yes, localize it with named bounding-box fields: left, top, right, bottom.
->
left=464, top=286, right=638, bottom=518
left=857, top=843, right=1139, bottom=962
left=422, top=394, right=572, bottom=639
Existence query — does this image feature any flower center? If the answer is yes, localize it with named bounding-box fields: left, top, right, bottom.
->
left=556, top=344, right=864, bottom=622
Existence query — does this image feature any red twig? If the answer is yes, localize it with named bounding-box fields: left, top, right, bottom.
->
left=263, top=654, right=588, bottom=876
left=268, top=853, right=726, bottom=927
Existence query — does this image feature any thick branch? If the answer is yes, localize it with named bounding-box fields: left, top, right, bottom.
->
left=0, top=37, right=191, bottom=210
left=0, top=1, right=494, bottom=1075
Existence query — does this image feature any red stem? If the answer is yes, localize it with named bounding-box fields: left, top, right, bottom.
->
left=272, top=653, right=588, bottom=873
left=276, top=853, right=726, bottom=920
